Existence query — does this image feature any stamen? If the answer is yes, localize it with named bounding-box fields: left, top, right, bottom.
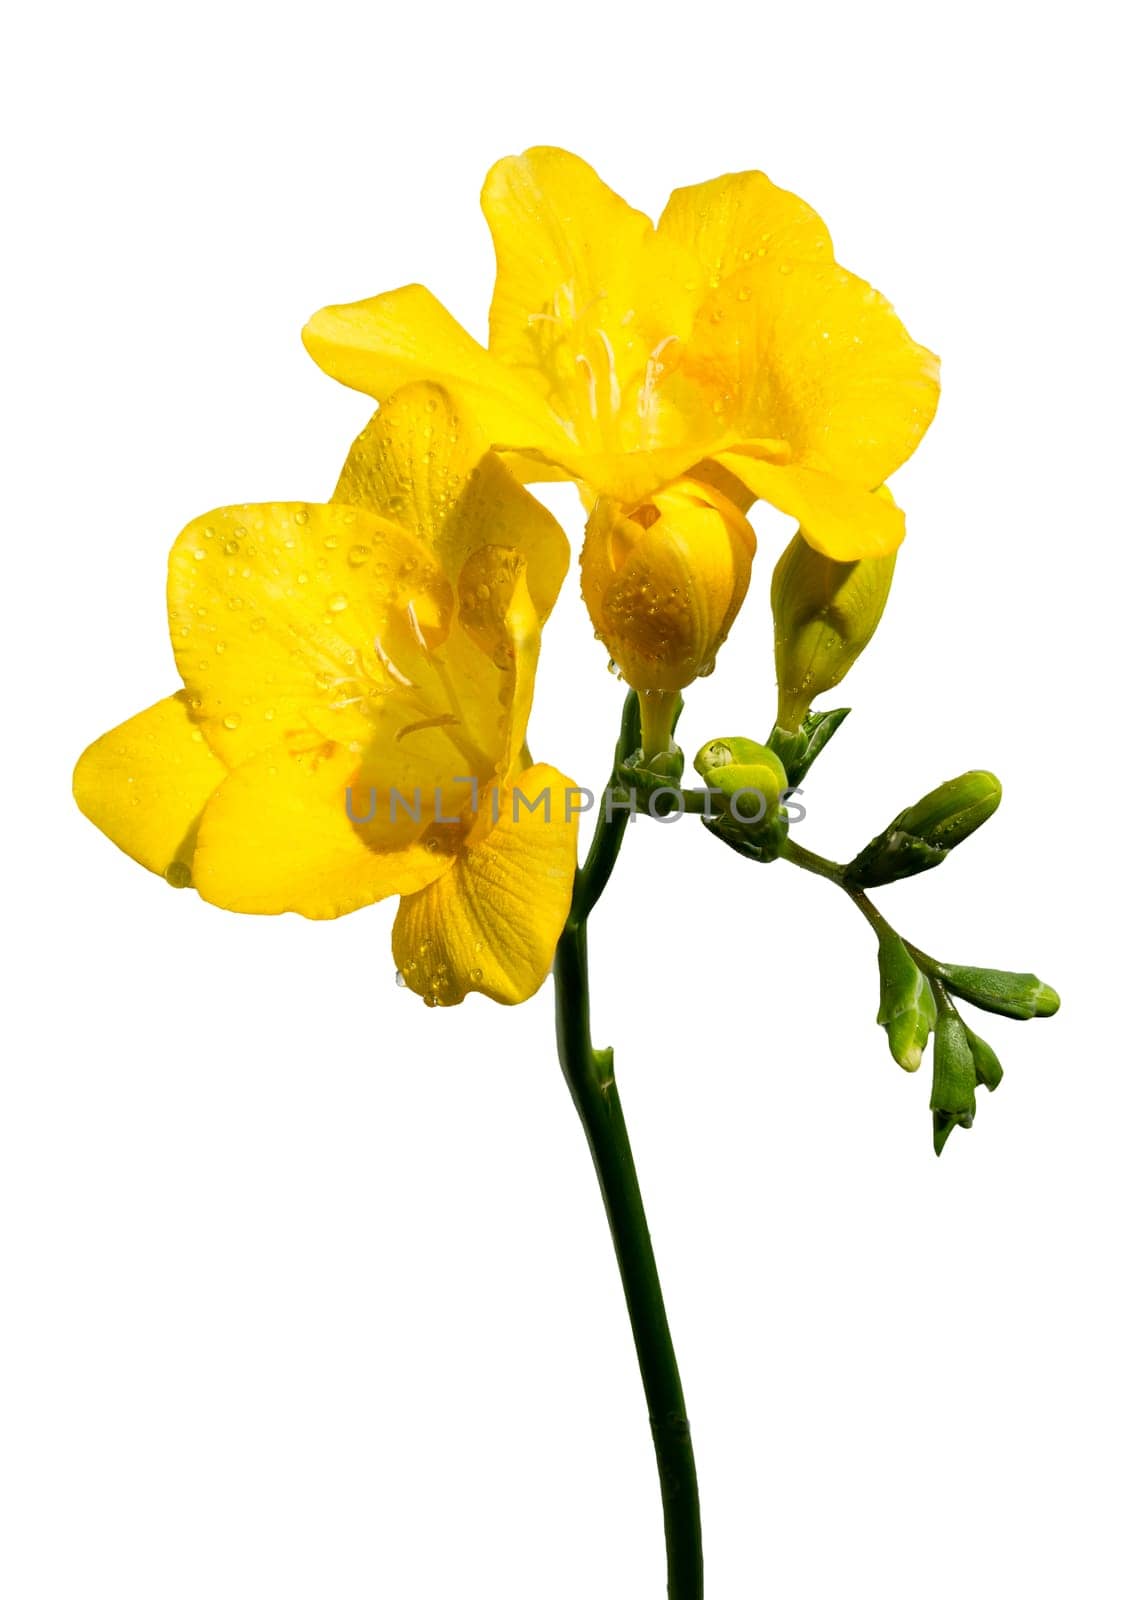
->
left=406, top=600, right=429, bottom=652
left=374, top=635, right=415, bottom=688
left=596, top=329, right=622, bottom=414
left=575, top=354, right=598, bottom=419
left=397, top=714, right=461, bottom=742
left=637, top=336, right=680, bottom=422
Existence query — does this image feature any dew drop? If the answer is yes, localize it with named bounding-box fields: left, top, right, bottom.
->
left=328, top=592, right=348, bottom=614
left=222, top=713, right=241, bottom=730
left=395, top=970, right=407, bottom=988
left=347, top=544, right=369, bottom=568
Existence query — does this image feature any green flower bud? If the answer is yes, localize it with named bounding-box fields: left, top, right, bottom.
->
left=941, top=964, right=1061, bottom=1021
left=771, top=526, right=896, bottom=731
left=966, top=1027, right=1003, bottom=1092
left=895, top=771, right=1003, bottom=849
left=845, top=771, right=1002, bottom=888
left=876, top=931, right=936, bottom=1072
left=694, top=742, right=789, bottom=863
left=695, top=736, right=778, bottom=778
left=931, top=1005, right=978, bottom=1156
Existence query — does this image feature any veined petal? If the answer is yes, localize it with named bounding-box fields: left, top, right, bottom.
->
left=334, top=383, right=569, bottom=621
left=193, top=742, right=451, bottom=918
left=167, top=501, right=452, bottom=766
left=392, top=762, right=578, bottom=1006
left=303, top=284, right=568, bottom=457
left=73, top=693, right=227, bottom=884
left=657, top=170, right=834, bottom=284
left=683, top=258, right=940, bottom=489
left=718, top=453, right=905, bottom=560
left=482, top=147, right=701, bottom=455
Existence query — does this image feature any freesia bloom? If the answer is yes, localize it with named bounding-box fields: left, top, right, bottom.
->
left=303, top=147, right=939, bottom=566
left=74, top=384, right=578, bottom=1007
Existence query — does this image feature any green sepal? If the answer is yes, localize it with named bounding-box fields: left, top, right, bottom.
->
left=844, top=771, right=1002, bottom=888
left=966, top=1027, right=1003, bottom=1092
left=618, top=745, right=686, bottom=791
left=931, top=1004, right=977, bottom=1156
left=766, top=707, right=850, bottom=789
left=701, top=815, right=787, bottom=864
left=941, top=964, right=1060, bottom=1021
left=876, top=931, right=936, bottom=1072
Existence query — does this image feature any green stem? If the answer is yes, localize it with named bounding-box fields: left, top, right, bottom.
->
left=781, top=838, right=946, bottom=979
left=554, top=693, right=703, bottom=1599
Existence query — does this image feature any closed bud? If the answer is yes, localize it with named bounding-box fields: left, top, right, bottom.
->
left=694, top=735, right=773, bottom=773
left=894, top=771, right=1003, bottom=850
left=771, top=520, right=896, bottom=730
left=694, top=741, right=789, bottom=863
left=942, top=964, right=1061, bottom=1021
left=966, top=1027, right=1004, bottom=1092
left=845, top=771, right=1002, bottom=888
left=582, top=479, right=755, bottom=693
left=931, top=1005, right=978, bottom=1156
left=876, top=930, right=936, bottom=1072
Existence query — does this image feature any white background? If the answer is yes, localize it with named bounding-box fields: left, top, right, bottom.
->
left=3, top=3, right=1139, bottom=1596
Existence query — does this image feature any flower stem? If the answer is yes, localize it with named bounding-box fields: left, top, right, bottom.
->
left=553, top=692, right=703, bottom=1598
left=781, top=837, right=947, bottom=980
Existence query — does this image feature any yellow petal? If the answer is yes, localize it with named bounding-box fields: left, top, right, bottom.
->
left=73, top=693, right=227, bottom=884
left=481, top=147, right=702, bottom=458
left=717, top=453, right=905, bottom=560
left=167, top=501, right=452, bottom=766
left=454, top=543, right=539, bottom=768
left=657, top=170, right=834, bottom=283
left=334, top=383, right=569, bottom=620
left=193, top=742, right=451, bottom=918
left=303, top=284, right=568, bottom=457
left=392, top=763, right=578, bottom=1006
left=684, top=258, right=939, bottom=489
left=509, top=440, right=737, bottom=507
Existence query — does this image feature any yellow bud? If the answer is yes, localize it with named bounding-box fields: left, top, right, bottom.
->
left=771, top=496, right=897, bottom=729
left=581, top=478, right=756, bottom=693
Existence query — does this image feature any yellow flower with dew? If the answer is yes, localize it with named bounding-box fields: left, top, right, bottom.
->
left=303, top=148, right=938, bottom=697
left=73, top=384, right=577, bottom=1007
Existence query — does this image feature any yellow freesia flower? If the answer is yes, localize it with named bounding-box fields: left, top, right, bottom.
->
left=303, top=147, right=939, bottom=565
left=74, top=384, right=578, bottom=1007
